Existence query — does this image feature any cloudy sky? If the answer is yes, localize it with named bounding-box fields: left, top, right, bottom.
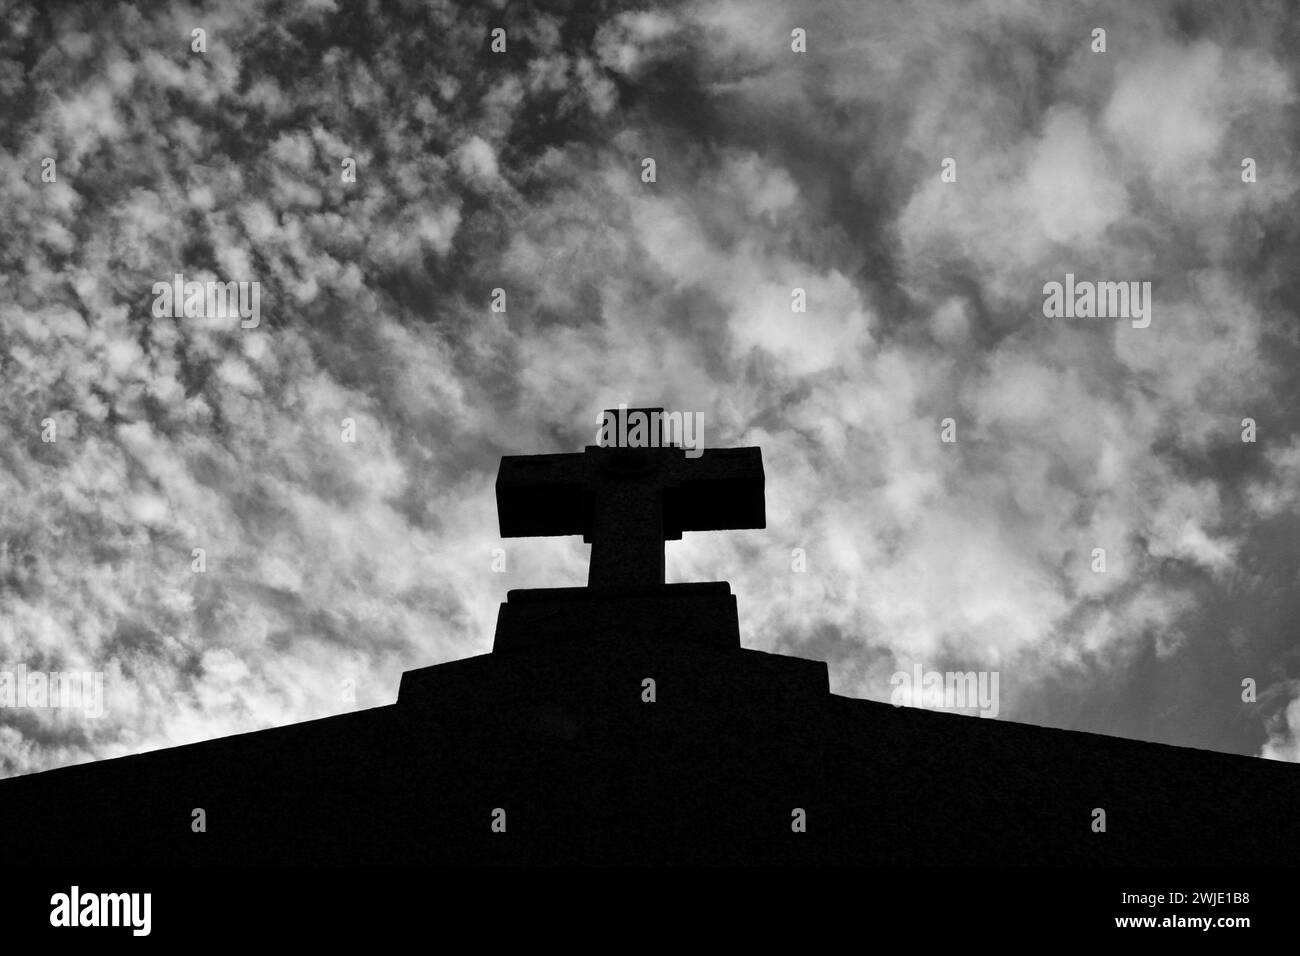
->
left=2, top=0, right=1299, bottom=776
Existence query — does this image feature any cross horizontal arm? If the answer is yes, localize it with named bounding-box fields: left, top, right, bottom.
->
left=496, top=453, right=587, bottom=537
left=665, top=447, right=766, bottom=534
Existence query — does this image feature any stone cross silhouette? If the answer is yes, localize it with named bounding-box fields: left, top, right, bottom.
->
left=496, top=408, right=765, bottom=589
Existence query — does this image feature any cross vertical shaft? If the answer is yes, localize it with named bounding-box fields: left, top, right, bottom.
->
left=587, top=478, right=667, bottom=588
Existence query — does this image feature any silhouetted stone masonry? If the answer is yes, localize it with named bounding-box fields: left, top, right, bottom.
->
left=3, top=410, right=1297, bottom=865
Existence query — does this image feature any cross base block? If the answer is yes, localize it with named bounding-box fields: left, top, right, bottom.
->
left=492, top=582, right=740, bottom=653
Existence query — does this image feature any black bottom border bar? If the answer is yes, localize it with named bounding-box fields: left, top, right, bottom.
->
left=2, top=865, right=1288, bottom=941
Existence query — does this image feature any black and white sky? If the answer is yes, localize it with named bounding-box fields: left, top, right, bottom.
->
left=2, top=0, right=1299, bottom=775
